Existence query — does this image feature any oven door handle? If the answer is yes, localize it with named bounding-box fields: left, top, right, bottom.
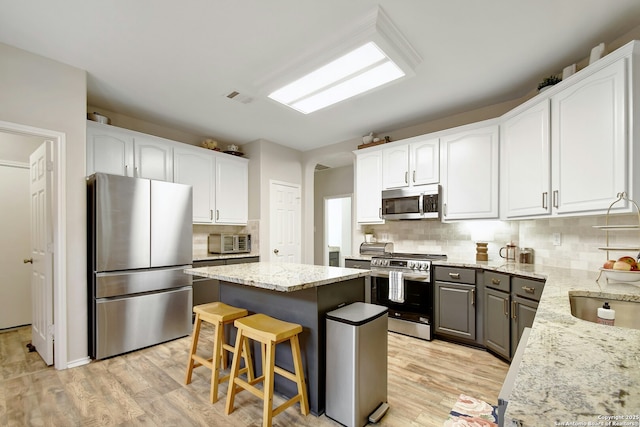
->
left=418, top=194, right=424, bottom=215
left=371, top=271, right=431, bottom=282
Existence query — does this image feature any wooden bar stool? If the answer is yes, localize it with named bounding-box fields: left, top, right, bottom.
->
left=185, top=302, right=254, bottom=403
left=225, top=313, right=309, bottom=427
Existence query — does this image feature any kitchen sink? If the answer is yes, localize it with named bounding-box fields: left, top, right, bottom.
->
left=569, top=292, right=640, bottom=330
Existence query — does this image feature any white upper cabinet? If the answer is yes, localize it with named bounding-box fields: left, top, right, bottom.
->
left=382, top=137, right=439, bottom=189
left=501, top=99, right=551, bottom=218
left=87, top=121, right=249, bottom=224
left=133, top=135, right=173, bottom=181
left=173, top=144, right=216, bottom=223
left=551, top=58, right=627, bottom=215
left=87, top=121, right=134, bottom=176
left=501, top=44, right=636, bottom=219
left=355, top=149, right=384, bottom=224
left=87, top=121, right=172, bottom=180
left=215, top=154, right=248, bottom=225
left=441, top=122, right=500, bottom=221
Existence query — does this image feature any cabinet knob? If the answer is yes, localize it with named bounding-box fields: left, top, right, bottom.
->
left=23, top=258, right=33, bottom=264
left=273, top=249, right=279, bottom=254
left=491, top=278, right=500, bottom=285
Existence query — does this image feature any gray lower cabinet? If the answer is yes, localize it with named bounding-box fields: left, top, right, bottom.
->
left=484, top=271, right=511, bottom=360
left=485, top=287, right=511, bottom=359
left=434, top=267, right=477, bottom=342
left=511, top=294, right=538, bottom=356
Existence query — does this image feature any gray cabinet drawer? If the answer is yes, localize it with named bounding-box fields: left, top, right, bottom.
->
left=512, top=276, right=545, bottom=301
left=484, top=271, right=510, bottom=292
left=434, top=266, right=476, bottom=284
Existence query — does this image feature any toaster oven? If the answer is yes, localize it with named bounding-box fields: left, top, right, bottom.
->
left=208, top=234, right=251, bottom=254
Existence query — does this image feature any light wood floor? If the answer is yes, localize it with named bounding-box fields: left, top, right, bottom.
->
left=0, top=325, right=508, bottom=426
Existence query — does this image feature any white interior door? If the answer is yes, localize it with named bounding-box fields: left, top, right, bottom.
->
left=270, top=181, right=301, bottom=263
left=0, top=162, right=32, bottom=329
left=29, top=141, right=54, bottom=365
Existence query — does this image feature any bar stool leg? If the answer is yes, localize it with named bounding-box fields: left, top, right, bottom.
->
left=185, top=313, right=202, bottom=385
left=290, top=334, right=309, bottom=415
left=262, top=341, right=276, bottom=427
left=225, top=330, right=244, bottom=415
left=210, top=319, right=224, bottom=403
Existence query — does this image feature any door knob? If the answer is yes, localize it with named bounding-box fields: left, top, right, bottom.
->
left=23, top=258, right=33, bottom=264
left=273, top=249, right=279, bottom=254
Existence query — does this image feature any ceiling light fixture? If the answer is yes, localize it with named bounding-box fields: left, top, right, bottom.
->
left=263, top=6, right=421, bottom=114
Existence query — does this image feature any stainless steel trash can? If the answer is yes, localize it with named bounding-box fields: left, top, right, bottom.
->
left=325, top=302, right=388, bottom=427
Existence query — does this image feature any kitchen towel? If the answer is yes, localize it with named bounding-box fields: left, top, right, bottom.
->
left=389, top=271, right=405, bottom=303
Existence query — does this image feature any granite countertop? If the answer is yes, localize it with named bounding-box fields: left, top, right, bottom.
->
left=438, top=258, right=640, bottom=424
left=184, top=262, right=369, bottom=292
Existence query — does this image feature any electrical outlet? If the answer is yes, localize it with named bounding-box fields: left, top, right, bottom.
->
left=553, top=232, right=562, bottom=246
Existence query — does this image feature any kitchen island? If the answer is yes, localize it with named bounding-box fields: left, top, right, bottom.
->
left=433, top=259, right=640, bottom=425
left=184, top=262, right=369, bottom=415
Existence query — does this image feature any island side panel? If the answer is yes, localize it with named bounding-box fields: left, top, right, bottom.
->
left=218, top=277, right=364, bottom=416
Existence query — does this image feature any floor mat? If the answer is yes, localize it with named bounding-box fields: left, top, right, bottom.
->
left=443, top=393, right=498, bottom=426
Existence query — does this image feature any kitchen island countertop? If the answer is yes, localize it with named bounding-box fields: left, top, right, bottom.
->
left=184, top=262, right=369, bottom=292
left=436, top=258, right=640, bottom=425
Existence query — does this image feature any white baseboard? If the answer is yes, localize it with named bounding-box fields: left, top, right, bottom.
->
left=66, top=356, right=91, bottom=369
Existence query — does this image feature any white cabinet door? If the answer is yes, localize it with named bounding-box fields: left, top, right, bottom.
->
left=441, top=124, right=499, bottom=220
left=355, top=149, right=384, bottom=223
left=502, top=99, right=551, bottom=218
left=382, top=144, right=409, bottom=189
left=215, top=154, right=248, bottom=224
left=133, top=135, right=173, bottom=181
left=551, top=59, right=627, bottom=214
left=411, top=137, right=439, bottom=186
left=173, top=145, right=215, bottom=223
left=382, top=138, right=439, bottom=189
left=86, top=121, right=134, bottom=176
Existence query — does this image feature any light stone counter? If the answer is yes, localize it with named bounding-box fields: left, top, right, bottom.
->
left=184, top=261, right=370, bottom=292
left=436, top=259, right=640, bottom=425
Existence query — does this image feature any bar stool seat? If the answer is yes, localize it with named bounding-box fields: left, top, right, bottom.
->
left=225, top=313, right=309, bottom=427
left=185, top=302, right=253, bottom=403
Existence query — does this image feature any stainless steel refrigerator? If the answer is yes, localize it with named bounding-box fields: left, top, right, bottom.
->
left=87, top=173, right=193, bottom=360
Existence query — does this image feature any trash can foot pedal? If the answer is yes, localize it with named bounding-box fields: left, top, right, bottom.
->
left=368, top=402, right=389, bottom=423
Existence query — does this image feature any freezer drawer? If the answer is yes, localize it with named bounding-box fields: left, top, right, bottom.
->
left=94, top=286, right=192, bottom=359
left=95, top=266, right=192, bottom=298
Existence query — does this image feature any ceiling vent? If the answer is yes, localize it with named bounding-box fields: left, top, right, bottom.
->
left=225, top=90, right=254, bottom=104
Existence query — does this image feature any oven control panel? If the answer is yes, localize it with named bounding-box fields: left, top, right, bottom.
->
left=371, top=258, right=431, bottom=271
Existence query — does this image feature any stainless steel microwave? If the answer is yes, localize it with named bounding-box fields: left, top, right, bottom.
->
left=381, top=185, right=440, bottom=220
left=208, top=234, right=251, bottom=254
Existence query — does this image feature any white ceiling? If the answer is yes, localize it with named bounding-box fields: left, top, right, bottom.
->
left=2, top=0, right=640, bottom=153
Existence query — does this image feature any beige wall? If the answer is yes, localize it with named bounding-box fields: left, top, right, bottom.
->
left=0, top=42, right=87, bottom=365
left=313, top=165, right=354, bottom=265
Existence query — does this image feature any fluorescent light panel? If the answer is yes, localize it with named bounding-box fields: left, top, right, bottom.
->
left=268, top=41, right=405, bottom=114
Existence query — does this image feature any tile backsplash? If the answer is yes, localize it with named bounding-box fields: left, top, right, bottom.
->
left=192, top=220, right=260, bottom=259
left=363, top=213, right=640, bottom=272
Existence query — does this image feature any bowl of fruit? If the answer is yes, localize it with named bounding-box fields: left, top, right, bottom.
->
left=600, top=256, right=640, bottom=283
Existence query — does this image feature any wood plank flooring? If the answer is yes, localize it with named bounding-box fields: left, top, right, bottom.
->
left=0, top=325, right=508, bottom=426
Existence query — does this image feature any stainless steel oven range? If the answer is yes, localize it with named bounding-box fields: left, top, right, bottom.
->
left=370, top=253, right=447, bottom=340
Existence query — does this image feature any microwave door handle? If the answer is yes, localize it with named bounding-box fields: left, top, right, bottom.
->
left=418, top=194, right=424, bottom=215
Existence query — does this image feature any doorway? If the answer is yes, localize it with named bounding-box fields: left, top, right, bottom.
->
left=324, top=195, right=352, bottom=267
left=0, top=120, right=67, bottom=370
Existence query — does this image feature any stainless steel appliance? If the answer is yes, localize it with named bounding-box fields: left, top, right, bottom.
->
left=208, top=233, right=251, bottom=254
left=381, top=184, right=440, bottom=220
left=87, top=173, right=193, bottom=360
left=370, top=252, right=447, bottom=340
left=326, top=302, right=389, bottom=427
